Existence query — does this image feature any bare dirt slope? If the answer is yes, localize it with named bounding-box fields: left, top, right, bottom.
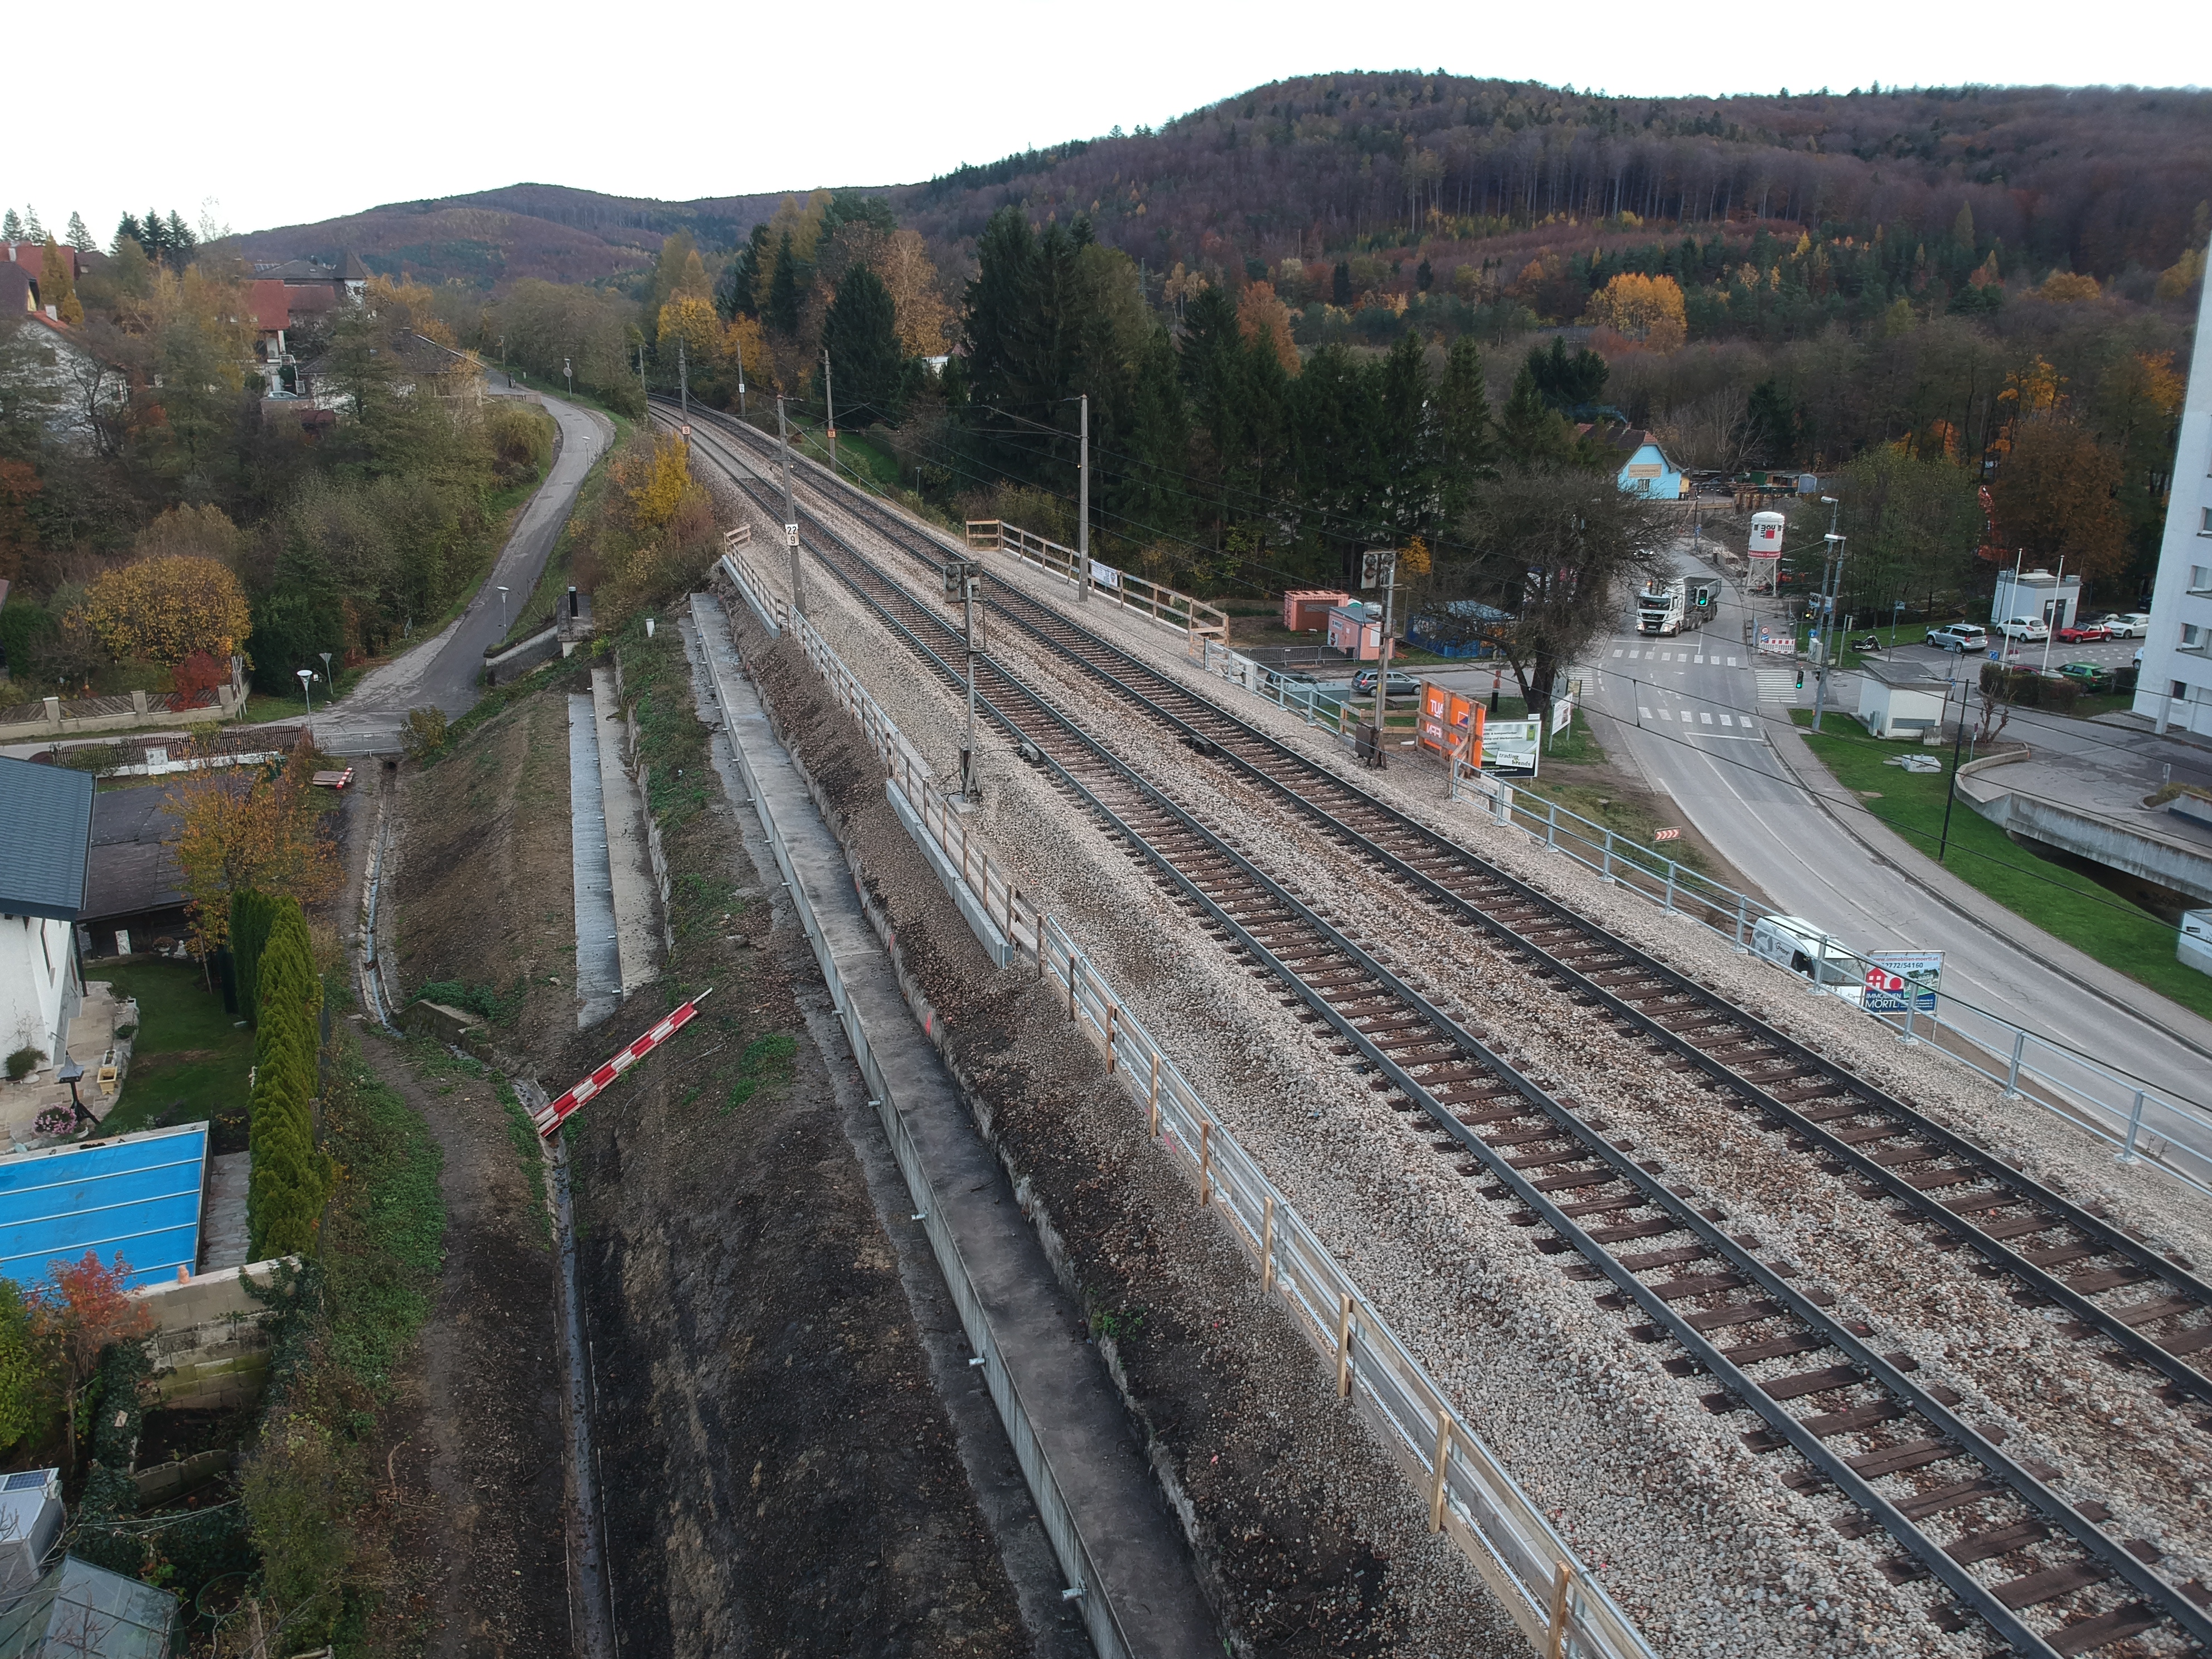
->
left=392, top=687, right=579, bottom=1054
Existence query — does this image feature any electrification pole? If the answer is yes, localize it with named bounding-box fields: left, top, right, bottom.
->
left=1938, top=656, right=1970, bottom=865
left=1810, top=495, right=1845, bottom=733
left=777, top=396, right=803, bottom=617
left=677, top=336, right=689, bottom=422
left=821, top=350, right=837, bottom=478
left=736, top=339, right=746, bottom=418
left=961, top=567, right=981, bottom=799
left=1076, top=392, right=1090, bottom=602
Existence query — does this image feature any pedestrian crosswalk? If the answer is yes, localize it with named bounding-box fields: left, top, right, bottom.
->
left=1612, top=648, right=1742, bottom=666
left=1755, top=669, right=1801, bottom=703
left=1635, top=705, right=1761, bottom=735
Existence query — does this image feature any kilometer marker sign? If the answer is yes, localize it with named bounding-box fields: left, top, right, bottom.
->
left=532, top=989, right=714, bottom=1137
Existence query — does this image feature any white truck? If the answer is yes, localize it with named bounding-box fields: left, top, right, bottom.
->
left=1636, top=578, right=1715, bottom=636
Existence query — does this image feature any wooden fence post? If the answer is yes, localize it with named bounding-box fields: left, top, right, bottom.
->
left=1261, top=1196, right=1275, bottom=1293
left=1198, top=1122, right=1211, bottom=1205
left=1546, top=1563, right=1574, bottom=1659
left=1037, top=911, right=1046, bottom=979
left=1335, top=1294, right=1354, bottom=1397
left=1105, top=1004, right=1119, bottom=1073
left=1429, top=1409, right=1452, bottom=1532
left=1147, top=1050, right=1160, bottom=1137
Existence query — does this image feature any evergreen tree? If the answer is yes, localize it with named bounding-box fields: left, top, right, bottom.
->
left=1433, top=337, right=1495, bottom=523
left=22, top=208, right=42, bottom=241
left=1331, top=261, right=1352, bottom=307
left=1499, top=365, right=1578, bottom=466
left=724, top=224, right=772, bottom=319
left=1417, top=258, right=1434, bottom=292
left=821, top=264, right=905, bottom=426
left=164, top=211, right=196, bottom=256
left=65, top=212, right=94, bottom=254
left=1375, top=331, right=1435, bottom=539
left=113, top=213, right=142, bottom=254
left=0, top=210, right=19, bottom=241
left=766, top=232, right=803, bottom=335
left=1526, top=336, right=1608, bottom=414
left=1744, top=380, right=1797, bottom=466
left=230, top=890, right=276, bottom=1028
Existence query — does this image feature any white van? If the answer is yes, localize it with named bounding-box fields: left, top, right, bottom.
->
left=1750, top=915, right=1865, bottom=1002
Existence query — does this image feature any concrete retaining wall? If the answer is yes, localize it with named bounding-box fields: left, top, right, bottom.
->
left=486, top=625, right=564, bottom=686
left=1966, top=785, right=2212, bottom=904
left=132, top=1259, right=290, bottom=1409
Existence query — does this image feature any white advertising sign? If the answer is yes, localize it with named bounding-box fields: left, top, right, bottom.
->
left=1864, top=950, right=1942, bottom=1014
left=1481, top=717, right=1541, bottom=778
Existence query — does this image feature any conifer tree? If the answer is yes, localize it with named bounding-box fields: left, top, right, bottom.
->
left=821, top=264, right=905, bottom=425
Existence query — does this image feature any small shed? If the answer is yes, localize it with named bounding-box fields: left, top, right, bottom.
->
left=1281, top=589, right=1348, bottom=632
left=0, top=1124, right=210, bottom=1291
left=1325, top=602, right=1382, bottom=661
left=1856, top=658, right=1955, bottom=740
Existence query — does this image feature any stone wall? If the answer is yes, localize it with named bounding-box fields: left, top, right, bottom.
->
left=132, top=1258, right=292, bottom=1410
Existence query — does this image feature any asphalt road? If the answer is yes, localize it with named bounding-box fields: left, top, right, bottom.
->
left=312, top=386, right=612, bottom=756
left=1584, top=549, right=2212, bottom=1161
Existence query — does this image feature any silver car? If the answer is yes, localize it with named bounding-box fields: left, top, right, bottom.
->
left=1925, top=623, right=1990, bottom=651
left=2097, top=612, right=2152, bottom=638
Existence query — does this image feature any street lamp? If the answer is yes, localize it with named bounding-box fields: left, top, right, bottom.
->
left=318, top=651, right=333, bottom=691
left=496, top=585, right=509, bottom=631
left=564, top=357, right=573, bottom=397
left=296, top=667, right=314, bottom=714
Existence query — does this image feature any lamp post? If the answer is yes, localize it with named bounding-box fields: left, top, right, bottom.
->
left=296, top=667, right=314, bottom=714
left=318, top=651, right=332, bottom=691
left=1810, top=495, right=1845, bottom=733
left=496, top=585, right=509, bottom=632
left=564, top=357, right=573, bottom=397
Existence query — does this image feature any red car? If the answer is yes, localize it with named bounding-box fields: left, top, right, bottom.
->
left=2054, top=622, right=2110, bottom=643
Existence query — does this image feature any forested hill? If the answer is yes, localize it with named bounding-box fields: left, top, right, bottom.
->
left=234, top=74, right=2211, bottom=291
left=901, top=75, right=2211, bottom=281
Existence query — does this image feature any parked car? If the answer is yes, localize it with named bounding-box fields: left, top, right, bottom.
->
left=2098, top=613, right=2152, bottom=638
left=1997, top=617, right=2051, bottom=643
left=1351, top=668, right=1422, bottom=698
left=2054, top=622, right=2111, bottom=644
left=2058, top=662, right=2114, bottom=691
left=1925, top=623, right=1990, bottom=651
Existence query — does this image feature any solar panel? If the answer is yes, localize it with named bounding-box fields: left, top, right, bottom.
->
left=2, top=1471, right=48, bottom=1491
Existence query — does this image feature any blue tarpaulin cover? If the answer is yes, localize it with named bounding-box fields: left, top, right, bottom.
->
left=0, top=1125, right=207, bottom=1291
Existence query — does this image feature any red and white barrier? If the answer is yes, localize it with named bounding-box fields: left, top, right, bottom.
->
left=531, top=989, right=712, bottom=1137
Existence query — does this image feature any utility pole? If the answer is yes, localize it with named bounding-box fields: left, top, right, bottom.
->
left=1076, top=392, right=1090, bottom=602
left=777, top=396, right=803, bottom=617
left=2038, top=555, right=2066, bottom=676
left=637, top=341, right=647, bottom=408
left=959, top=564, right=983, bottom=799
left=678, top=335, right=689, bottom=422
left=821, top=350, right=837, bottom=477
left=1810, top=495, right=1845, bottom=733
left=1938, top=656, right=1970, bottom=865
left=735, top=338, right=746, bottom=418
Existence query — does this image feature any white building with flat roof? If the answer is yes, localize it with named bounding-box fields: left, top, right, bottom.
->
left=2134, top=267, right=2212, bottom=738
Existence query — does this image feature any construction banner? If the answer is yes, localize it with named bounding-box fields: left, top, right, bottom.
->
left=531, top=991, right=713, bottom=1137
left=1417, top=682, right=1485, bottom=767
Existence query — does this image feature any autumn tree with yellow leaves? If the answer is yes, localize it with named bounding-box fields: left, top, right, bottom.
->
left=165, top=732, right=342, bottom=957
left=83, top=554, right=250, bottom=664
left=1587, top=273, right=1687, bottom=352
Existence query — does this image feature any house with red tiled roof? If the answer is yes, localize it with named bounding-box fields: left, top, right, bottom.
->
left=248, top=252, right=366, bottom=395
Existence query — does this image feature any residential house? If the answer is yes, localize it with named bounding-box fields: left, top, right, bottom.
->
left=0, top=758, right=94, bottom=1074
left=1578, top=424, right=1687, bottom=500
left=249, top=251, right=367, bottom=398
left=0, top=309, right=125, bottom=449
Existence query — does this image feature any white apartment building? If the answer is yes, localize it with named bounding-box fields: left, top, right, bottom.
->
left=2135, top=268, right=2212, bottom=738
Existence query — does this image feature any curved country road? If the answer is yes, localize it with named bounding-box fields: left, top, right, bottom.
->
left=312, top=384, right=611, bottom=756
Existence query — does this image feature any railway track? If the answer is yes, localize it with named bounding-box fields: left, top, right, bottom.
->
left=672, top=402, right=2212, bottom=1657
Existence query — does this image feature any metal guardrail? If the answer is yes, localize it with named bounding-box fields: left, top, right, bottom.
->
left=711, top=547, right=1656, bottom=1659
left=1204, top=650, right=2212, bottom=1200
left=964, top=520, right=1229, bottom=650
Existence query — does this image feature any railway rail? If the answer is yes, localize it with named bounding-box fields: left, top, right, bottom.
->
left=669, top=400, right=2212, bottom=1657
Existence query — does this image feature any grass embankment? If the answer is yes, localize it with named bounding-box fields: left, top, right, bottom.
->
left=93, top=958, right=253, bottom=1140
left=1508, top=710, right=1714, bottom=879
left=227, top=1026, right=444, bottom=1647
left=1789, top=710, right=2212, bottom=1020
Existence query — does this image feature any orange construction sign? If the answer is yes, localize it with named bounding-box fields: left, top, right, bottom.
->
left=1416, top=682, right=1485, bottom=769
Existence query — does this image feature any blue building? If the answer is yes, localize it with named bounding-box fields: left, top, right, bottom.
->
left=1580, top=425, right=1686, bottom=500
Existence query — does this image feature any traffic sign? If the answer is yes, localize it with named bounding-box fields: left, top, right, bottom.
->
left=1360, top=549, right=1396, bottom=590
left=784, top=523, right=801, bottom=550
left=1653, top=827, right=1681, bottom=843
left=679, top=422, right=693, bottom=436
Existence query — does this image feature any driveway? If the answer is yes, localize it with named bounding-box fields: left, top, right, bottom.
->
left=311, top=385, right=611, bottom=756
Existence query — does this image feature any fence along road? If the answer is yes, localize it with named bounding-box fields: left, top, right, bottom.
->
left=682, top=400, right=2212, bottom=1659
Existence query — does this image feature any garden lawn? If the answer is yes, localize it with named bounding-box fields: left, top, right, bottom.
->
left=1790, top=711, right=2212, bottom=1021
left=92, top=958, right=254, bottom=1136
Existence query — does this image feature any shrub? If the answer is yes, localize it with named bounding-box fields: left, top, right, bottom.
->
left=401, top=705, right=448, bottom=758
left=247, top=898, right=331, bottom=1259
left=53, top=743, right=124, bottom=774
left=4, top=1047, right=43, bottom=1082
left=230, top=889, right=277, bottom=1029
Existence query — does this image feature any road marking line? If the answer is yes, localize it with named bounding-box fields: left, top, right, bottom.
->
left=1700, top=711, right=1714, bottom=725
left=1660, top=707, right=1673, bottom=720
left=1612, top=648, right=1623, bottom=657
left=1727, top=656, right=1740, bottom=667
left=1639, top=706, right=1653, bottom=720
left=1720, top=712, right=1734, bottom=726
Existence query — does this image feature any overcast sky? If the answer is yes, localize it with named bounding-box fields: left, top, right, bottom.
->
left=10, top=1, right=2200, bottom=245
